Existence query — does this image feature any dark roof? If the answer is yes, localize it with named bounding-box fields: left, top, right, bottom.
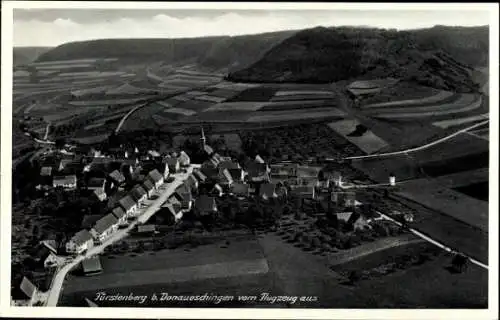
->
left=201, top=166, right=219, bottom=180
left=53, top=175, right=77, bottom=185
left=130, top=184, right=147, bottom=201
left=196, top=195, right=217, bottom=213
left=163, top=202, right=181, bottom=216
left=119, top=195, right=137, bottom=211
left=82, top=256, right=102, bottom=273
left=185, top=174, right=199, bottom=189
left=112, top=207, right=126, bottom=220
left=109, top=170, right=125, bottom=183
left=93, top=214, right=118, bottom=234
left=137, top=224, right=156, bottom=233
left=147, top=169, right=163, bottom=183
left=142, top=179, right=155, bottom=191
left=246, top=162, right=267, bottom=178
left=40, top=166, right=52, bottom=176
left=231, top=183, right=249, bottom=195
left=81, top=214, right=103, bottom=229
left=166, top=157, right=179, bottom=166
left=228, top=168, right=244, bottom=180
left=71, top=229, right=93, bottom=245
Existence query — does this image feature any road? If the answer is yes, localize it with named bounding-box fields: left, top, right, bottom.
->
left=341, top=119, right=489, bottom=161
left=44, top=166, right=194, bottom=306
left=377, top=211, right=488, bottom=270
left=114, top=102, right=149, bottom=133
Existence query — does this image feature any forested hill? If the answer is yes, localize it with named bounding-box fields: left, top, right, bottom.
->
left=227, top=26, right=488, bottom=93
left=34, top=30, right=297, bottom=72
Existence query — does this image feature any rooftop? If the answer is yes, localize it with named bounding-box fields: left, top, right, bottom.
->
left=130, top=184, right=147, bottom=201
left=71, top=229, right=93, bottom=245
left=82, top=255, right=103, bottom=274
left=93, top=213, right=118, bottom=234
left=196, top=195, right=217, bottom=213
left=147, top=169, right=163, bottom=183
left=112, top=206, right=126, bottom=219
left=119, top=195, right=137, bottom=211
left=109, top=170, right=125, bottom=183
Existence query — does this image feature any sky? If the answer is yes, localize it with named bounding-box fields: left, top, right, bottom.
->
left=13, top=8, right=490, bottom=47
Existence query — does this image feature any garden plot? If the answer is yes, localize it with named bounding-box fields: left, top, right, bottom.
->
left=175, top=99, right=214, bottom=111
left=432, top=113, right=489, bottom=129
left=327, top=119, right=388, bottom=154
left=68, top=96, right=156, bottom=106
left=34, top=64, right=94, bottom=70
left=209, top=89, right=241, bottom=99
left=247, top=108, right=346, bottom=123
left=105, top=83, right=158, bottom=95
left=372, top=95, right=482, bottom=119
left=274, top=90, right=334, bottom=97
left=194, top=95, right=227, bottom=103
left=71, top=85, right=116, bottom=97
left=364, top=90, right=454, bottom=109
left=213, top=82, right=261, bottom=90
left=184, top=90, right=209, bottom=97
left=270, top=94, right=335, bottom=102
left=204, top=101, right=267, bottom=112
left=162, top=108, right=197, bottom=116
left=260, top=99, right=336, bottom=111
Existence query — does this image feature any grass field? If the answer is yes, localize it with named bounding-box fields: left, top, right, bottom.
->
left=363, top=90, right=454, bottom=109
left=204, top=102, right=266, bottom=112
left=327, top=119, right=389, bottom=154
left=247, top=108, right=346, bottom=123
left=432, top=113, right=489, bottom=129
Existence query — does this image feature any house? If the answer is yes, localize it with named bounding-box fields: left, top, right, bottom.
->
left=81, top=255, right=103, bottom=276
left=163, top=202, right=183, bottom=221
left=108, top=170, right=126, bottom=186
left=40, top=239, right=58, bottom=254
left=296, top=165, right=322, bottom=185
left=87, top=177, right=106, bottom=192
left=344, top=192, right=356, bottom=207
left=218, top=168, right=234, bottom=187
left=165, top=157, right=180, bottom=174
left=81, top=214, right=103, bottom=229
left=136, top=224, right=156, bottom=234
left=90, top=213, right=118, bottom=243
left=195, top=195, right=218, bottom=216
left=93, top=189, right=107, bottom=202
left=112, top=207, right=127, bottom=224
left=53, top=175, right=77, bottom=190
left=118, top=195, right=138, bottom=216
left=148, top=150, right=161, bottom=158
left=19, top=277, right=38, bottom=305
left=147, top=169, right=164, bottom=189
left=219, top=160, right=240, bottom=170
left=255, top=154, right=265, bottom=164
left=193, top=170, right=208, bottom=184
left=174, top=184, right=193, bottom=211
left=270, top=163, right=298, bottom=179
left=259, top=183, right=277, bottom=200
left=246, top=162, right=270, bottom=183
left=185, top=174, right=199, bottom=191
left=130, top=184, right=148, bottom=204
left=337, top=211, right=370, bottom=231
left=142, top=179, right=155, bottom=198
left=231, top=183, right=250, bottom=198
left=178, top=151, right=191, bottom=167
left=204, top=144, right=214, bottom=156
left=40, top=166, right=53, bottom=177
left=228, top=168, right=246, bottom=182
left=66, top=229, right=94, bottom=254
left=44, top=252, right=59, bottom=269
left=290, top=185, right=316, bottom=199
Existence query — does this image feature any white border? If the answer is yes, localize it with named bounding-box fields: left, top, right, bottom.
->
left=1, top=2, right=498, bottom=319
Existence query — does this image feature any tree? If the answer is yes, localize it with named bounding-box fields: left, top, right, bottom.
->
left=347, top=270, right=360, bottom=285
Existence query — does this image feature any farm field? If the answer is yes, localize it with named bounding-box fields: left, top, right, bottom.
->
left=363, top=90, right=454, bottom=109
left=327, top=119, right=389, bottom=154
left=359, top=82, right=442, bottom=106
left=454, top=182, right=489, bottom=202
left=247, top=108, right=346, bottom=123
left=432, top=113, right=489, bottom=129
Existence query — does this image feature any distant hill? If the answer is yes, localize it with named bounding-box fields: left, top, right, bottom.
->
left=35, top=30, right=298, bottom=73
left=13, top=47, right=52, bottom=66
left=227, top=26, right=488, bottom=93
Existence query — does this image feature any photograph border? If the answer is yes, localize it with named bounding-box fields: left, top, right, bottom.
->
left=1, top=2, right=498, bottom=319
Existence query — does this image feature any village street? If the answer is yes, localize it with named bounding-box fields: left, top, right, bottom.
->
left=44, top=165, right=195, bottom=306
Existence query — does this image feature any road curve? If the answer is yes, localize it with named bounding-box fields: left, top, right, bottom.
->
left=45, top=167, right=193, bottom=306
left=343, top=119, right=490, bottom=161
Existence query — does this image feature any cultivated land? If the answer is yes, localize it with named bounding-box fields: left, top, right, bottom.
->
left=12, top=26, right=489, bottom=308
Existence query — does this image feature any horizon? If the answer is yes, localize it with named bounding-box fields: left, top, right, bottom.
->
left=13, top=9, right=490, bottom=47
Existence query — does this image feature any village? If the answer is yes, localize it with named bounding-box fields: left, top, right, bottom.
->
left=11, top=126, right=413, bottom=307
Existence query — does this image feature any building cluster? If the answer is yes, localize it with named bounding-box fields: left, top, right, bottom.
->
left=62, top=146, right=191, bottom=255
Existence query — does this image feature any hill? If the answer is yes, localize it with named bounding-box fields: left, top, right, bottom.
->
left=227, top=26, right=486, bottom=93
left=13, top=47, right=52, bottom=66
left=35, top=30, right=298, bottom=73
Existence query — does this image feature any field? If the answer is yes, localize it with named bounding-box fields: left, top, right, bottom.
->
left=327, top=119, right=389, bottom=154
left=454, top=182, right=489, bottom=201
